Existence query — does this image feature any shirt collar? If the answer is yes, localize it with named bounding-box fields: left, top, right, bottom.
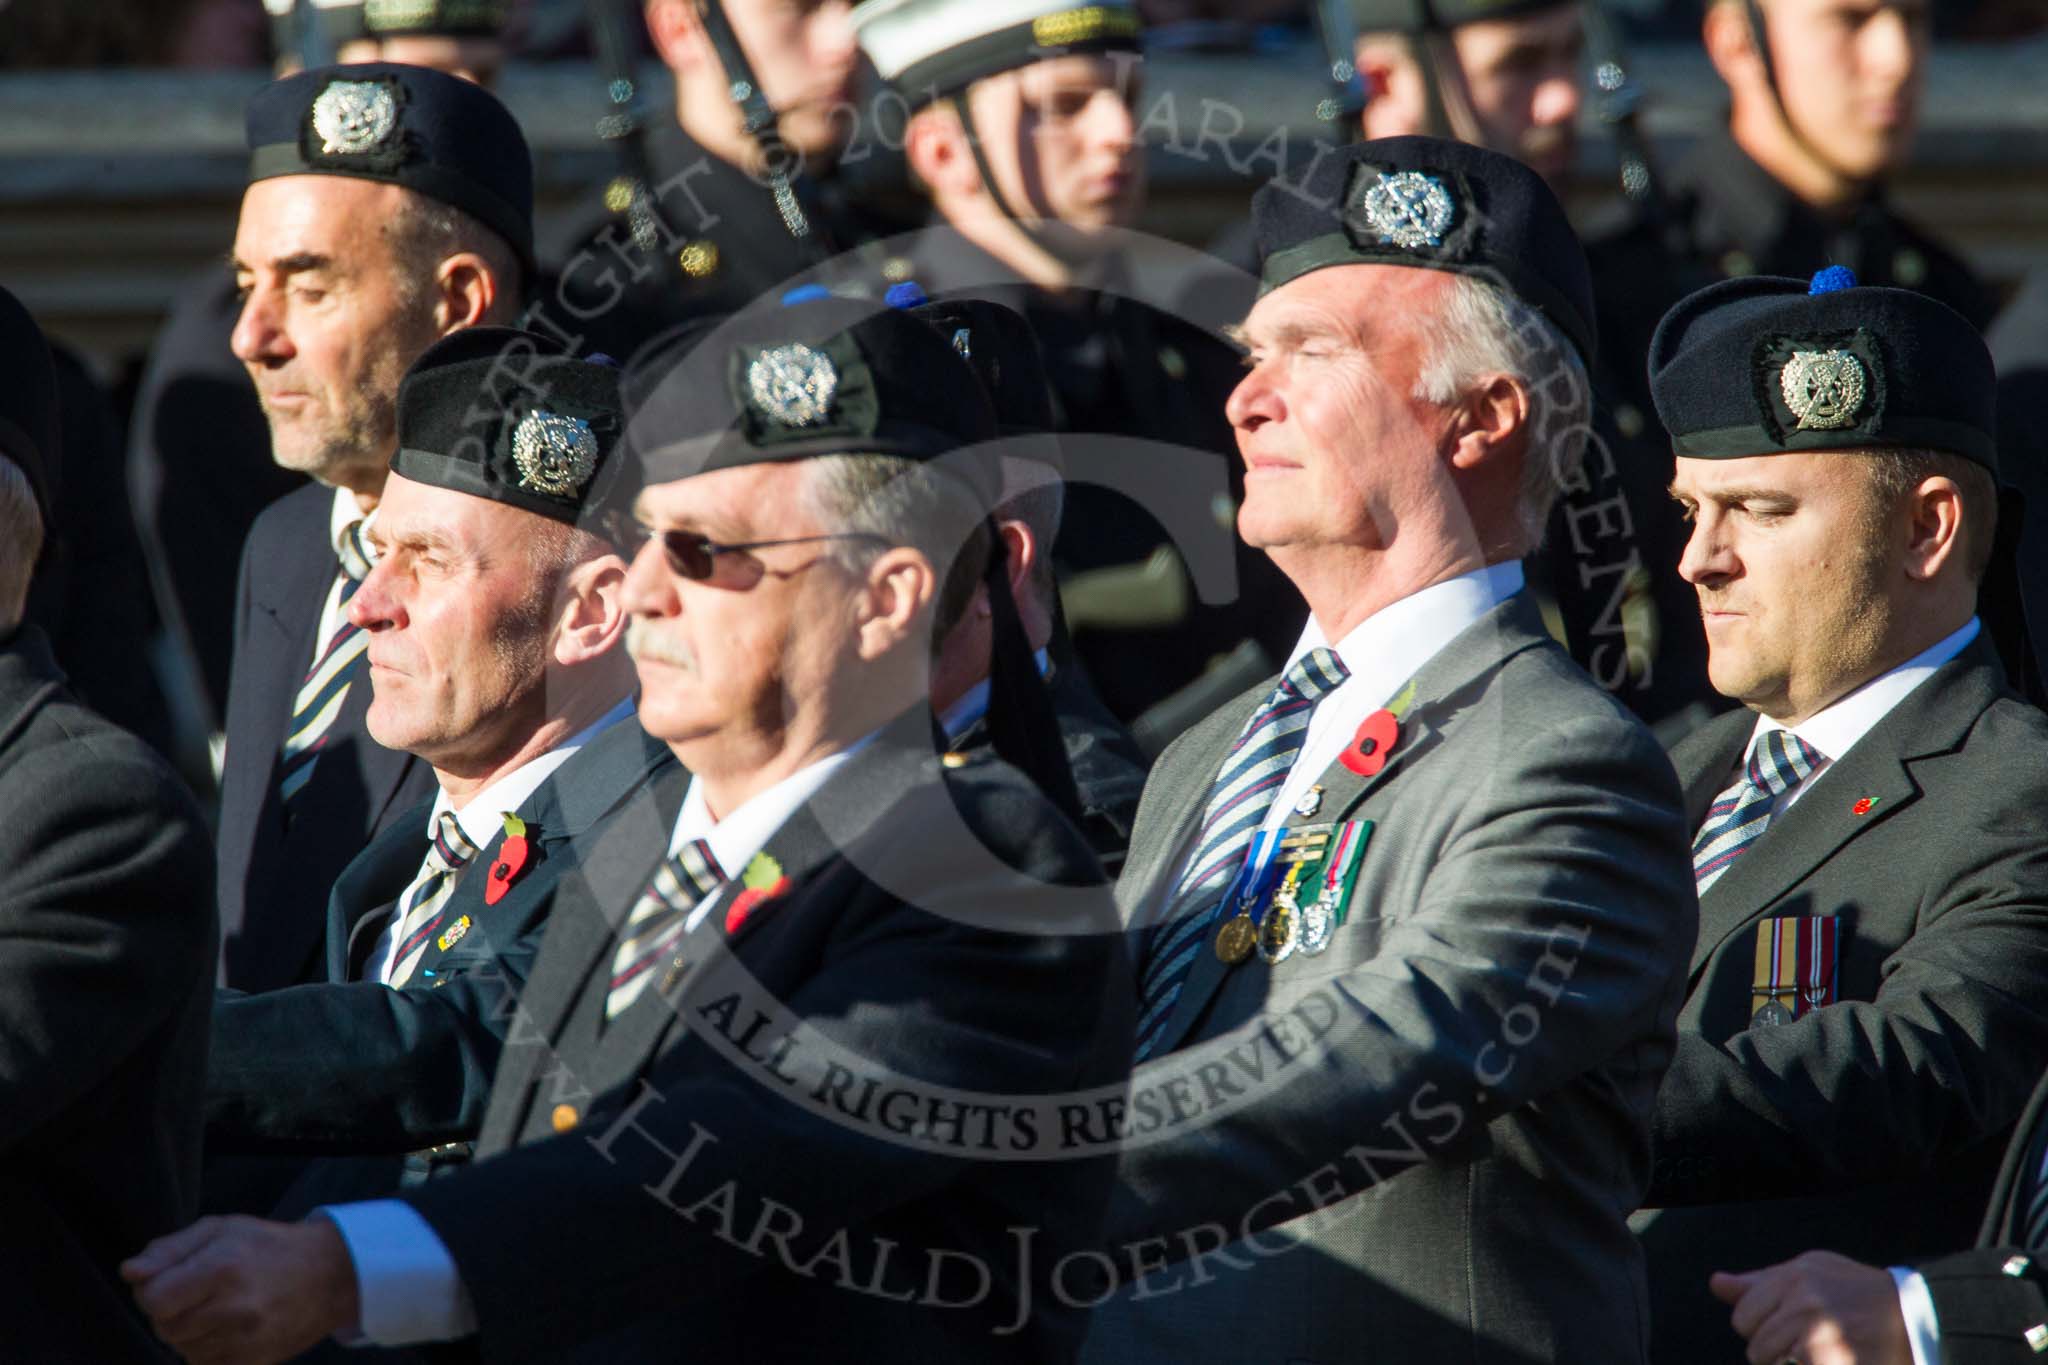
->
left=428, top=695, right=638, bottom=851
left=1752, top=617, right=1979, bottom=764
left=328, top=486, right=377, bottom=560
left=938, top=648, right=1052, bottom=741
left=1286, top=561, right=1525, bottom=701
left=669, top=727, right=882, bottom=881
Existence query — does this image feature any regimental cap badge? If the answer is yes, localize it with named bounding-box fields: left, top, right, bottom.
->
left=311, top=79, right=400, bottom=156
left=511, top=409, right=599, bottom=497
left=746, top=343, right=838, bottom=428
left=1779, top=348, right=1869, bottom=431
left=1360, top=171, right=1456, bottom=250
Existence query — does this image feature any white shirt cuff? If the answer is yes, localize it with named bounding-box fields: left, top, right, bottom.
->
left=1890, top=1265, right=1942, bottom=1365
left=317, top=1201, right=479, bottom=1346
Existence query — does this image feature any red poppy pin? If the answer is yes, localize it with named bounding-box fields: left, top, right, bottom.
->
left=725, top=852, right=792, bottom=934
left=1341, top=709, right=1402, bottom=778
left=483, top=813, right=531, bottom=907
left=1851, top=797, right=1879, bottom=817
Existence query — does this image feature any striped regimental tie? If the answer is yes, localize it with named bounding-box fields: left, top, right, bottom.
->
left=385, top=810, right=481, bottom=987
left=1131, top=646, right=1350, bottom=1061
left=278, top=518, right=376, bottom=805
left=606, top=839, right=728, bottom=1020
left=1691, top=728, right=1825, bottom=895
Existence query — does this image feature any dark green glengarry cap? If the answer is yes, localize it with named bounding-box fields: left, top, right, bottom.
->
left=1349, top=0, right=1577, bottom=31
left=245, top=62, right=533, bottom=275
left=907, top=296, right=1065, bottom=477
left=852, top=0, right=1141, bottom=109
left=622, top=297, right=1002, bottom=504
left=1648, top=267, right=1998, bottom=472
left=1253, top=134, right=1596, bottom=367
left=394, top=327, right=625, bottom=525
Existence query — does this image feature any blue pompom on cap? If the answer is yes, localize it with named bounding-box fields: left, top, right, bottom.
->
left=780, top=284, right=832, bottom=306
left=884, top=280, right=928, bottom=309
left=1809, top=265, right=1858, bottom=295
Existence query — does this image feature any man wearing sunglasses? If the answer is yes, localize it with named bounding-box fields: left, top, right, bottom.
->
left=126, top=299, right=1131, bottom=1364
left=200, top=329, right=679, bottom=1222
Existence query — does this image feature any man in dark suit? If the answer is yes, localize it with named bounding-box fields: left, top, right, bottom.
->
left=125, top=299, right=1131, bottom=1364
left=0, top=287, right=216, bottom=1360
left=217, top=63, right=534, bottom=991
left=205, top=327, right=674, bottom=1209
left=1076, top=138, right=1696, bottom=1364
left=1634, top=268, right=2048, bottom=1362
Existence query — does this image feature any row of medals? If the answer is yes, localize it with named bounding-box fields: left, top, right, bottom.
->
left=1215, top=822, right=1343, bottom=967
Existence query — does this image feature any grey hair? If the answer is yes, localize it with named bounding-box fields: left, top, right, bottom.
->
left=802, top=454, right=993, bottom=650
left=1410, top=273, right=1592, bottom=554
left=381, top=189, right=525, bottom=316
left=0, top=455, right=43, bottom=629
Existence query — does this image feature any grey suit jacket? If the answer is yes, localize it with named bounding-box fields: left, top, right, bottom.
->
left=1079, top=591, right=1696, bottom=1365
left=1636, top=638, right=2048, bottom=1361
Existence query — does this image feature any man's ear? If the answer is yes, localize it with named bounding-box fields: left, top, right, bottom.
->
left=644, top=0, right=709, bottom=73
left=1446, top=374, right=1529, bottom=471
left=432, top=252, right=499, bottom=335
left=1702, top=0, right=1763, bottom=92
left=997, top=518, right=1034, bottom=607
left=1902, top=476, right=1967, bottom=584
left=905, top=105, right=978, bottom=199
left=1354, top=35, right=1420, bottom=139
left=552, top=555, right=630, bottom=667
left=854, top=546, right=938, bottom=660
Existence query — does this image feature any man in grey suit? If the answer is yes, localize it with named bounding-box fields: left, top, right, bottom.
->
left=1633, top=270, right=2048, bottom=1363
left=1076, top=137, right=1697, bottom=1364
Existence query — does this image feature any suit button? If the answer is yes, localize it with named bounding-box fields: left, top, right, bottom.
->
left=551, top=1104, right=579, bottom=1134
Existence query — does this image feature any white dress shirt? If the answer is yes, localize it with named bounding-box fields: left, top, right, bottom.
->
left=358, top=697, right=637, bottom=984
left=935, top=648, right=1052, bottom=741
left=321, top=727, right=877, bottom=1347
left=316, top=488, right=377, bottom=652
left=1741, top=617, right=1978, bottom=813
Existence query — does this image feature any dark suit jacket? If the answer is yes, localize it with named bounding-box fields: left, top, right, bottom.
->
left=0, top=625, right=215, bottom=1360
left=207, top=718, right=682, bottom=1177
left=216, top=482, right=435, bottom=991
left=398, top=714, right=1133, bottom=1364
left=1637, top=639, right=2048, bottom=1360
left=954, top=660, right=1148, bottom=875
left=1910, top=1070, right=2048, bottom=1362
left=1081, top=592, right=1697, bottom=1365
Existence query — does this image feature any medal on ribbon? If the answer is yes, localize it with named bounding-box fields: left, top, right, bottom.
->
left=1750, top=915, right=1839, bottom=1026
left=1258, top=830, right=1328, bottom=966
left=1301, top=819, right=1373, bottom=955
left=1214, top=828, right=1286, bottom=965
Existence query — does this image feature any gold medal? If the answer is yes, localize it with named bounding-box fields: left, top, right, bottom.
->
left=1214, top=911, right=1257, bottom=964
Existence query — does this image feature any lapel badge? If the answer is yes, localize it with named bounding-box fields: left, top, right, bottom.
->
left=435, top=915, right=472, bottom=953
left=1340, top=709, right=1401, bottom=777
left=1779, top=349, right=1869, bottom=431
left=511, top=410, right=599, bottom=497
left=1851, top=796, right=1878, bottom=816
left=482, top=813, right=531, bottom=907
left=725, top=851, right=792, bottom=935
left=312, top=79, right=399, bottom=156
left=678, top=240, right=720, bottom=278
left=1294, top=785, right=1323, bottom=818
left=1361, top=171, right=1456, bottom=250
left=747, top=343, right=838, bottom=427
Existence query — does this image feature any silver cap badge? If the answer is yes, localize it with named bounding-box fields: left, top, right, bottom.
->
left=747, top=343, right=838, bottom=427
left=1361, top=172, right=1456, bottom=250
left=312, top=79, right=400, bottom=156
left=511, top=410, right=599, bottom=497
left=1779, top=349, right=1868, bottom=431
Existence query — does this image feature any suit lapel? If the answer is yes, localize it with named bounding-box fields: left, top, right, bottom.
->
left=1670, top=710, right=1753, bottom=830
left=1149, top=592, right=1551, bottom=1056
left=1687, top=643, right=2001, bottom=982
left=324, top=803, right=434, bottom=982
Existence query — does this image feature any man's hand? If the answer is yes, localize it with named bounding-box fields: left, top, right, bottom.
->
left=1711, top=1250, right=1914, bottom=1365
left=120, top=1215, right=360, bottom=1365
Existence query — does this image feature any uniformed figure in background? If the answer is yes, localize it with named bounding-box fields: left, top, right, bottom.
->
left=854, top=0, right=1301, bottom=738
left=215, top=63, right=530, bottom=998
left=127, top=0, right=511, bottom=765
left=537, top=0, right=899, bottom=361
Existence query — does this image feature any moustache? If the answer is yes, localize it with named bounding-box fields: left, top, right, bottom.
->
left=625, top=619, right=697, bottom=671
